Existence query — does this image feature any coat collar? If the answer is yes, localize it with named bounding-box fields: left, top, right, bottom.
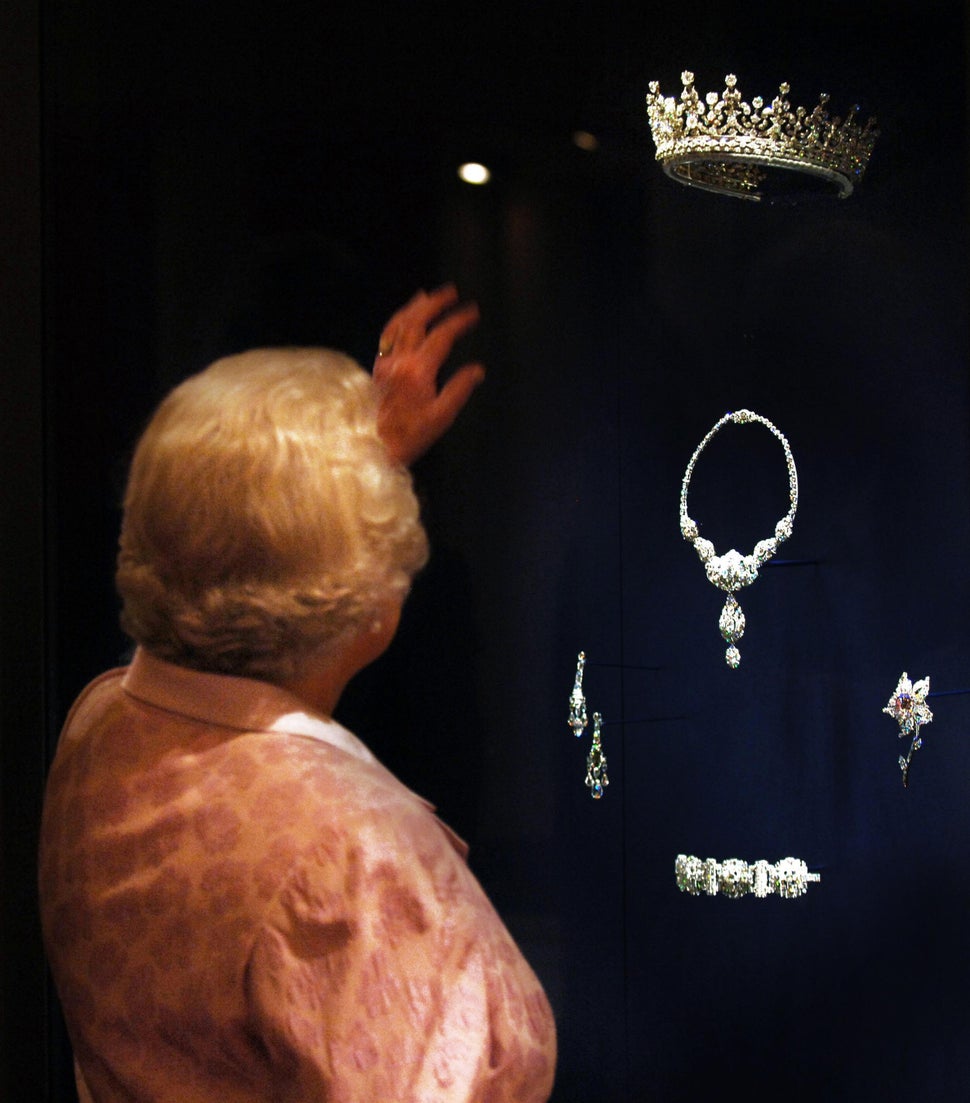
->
left=122, top=647, right=376, bottom=762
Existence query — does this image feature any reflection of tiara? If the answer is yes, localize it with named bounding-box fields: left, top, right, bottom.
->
left=646, top=71, right=879, bottom=200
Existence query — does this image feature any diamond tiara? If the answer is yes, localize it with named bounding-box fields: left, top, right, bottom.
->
left=646, top=71, right=879, bottom=200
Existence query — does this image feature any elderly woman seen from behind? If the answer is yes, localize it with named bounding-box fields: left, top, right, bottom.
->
left=39, top=287, right=557, bottom=1103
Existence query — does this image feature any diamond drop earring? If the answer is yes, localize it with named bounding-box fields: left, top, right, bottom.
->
left=585, top=712, right=609, bottom=799
left=568, top=651, right=588, bottom=737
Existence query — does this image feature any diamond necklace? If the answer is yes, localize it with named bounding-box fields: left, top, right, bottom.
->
left=679, top=409, right=798, bottom=668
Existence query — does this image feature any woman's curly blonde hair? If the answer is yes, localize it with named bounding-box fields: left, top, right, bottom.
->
left=116, top=347, right=429, bottom=683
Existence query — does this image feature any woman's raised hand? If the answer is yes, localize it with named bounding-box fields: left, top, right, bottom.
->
left=373, top=285, right=485, bottom=465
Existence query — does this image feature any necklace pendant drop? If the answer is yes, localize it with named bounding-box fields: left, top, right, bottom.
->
left=719, top=594, right=745, bottom=667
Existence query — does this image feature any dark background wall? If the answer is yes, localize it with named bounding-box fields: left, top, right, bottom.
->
left=4, top=2, right=969, bottom=1100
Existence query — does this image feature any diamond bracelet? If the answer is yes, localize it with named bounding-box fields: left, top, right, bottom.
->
left=675, top=854, right=820, bottom=900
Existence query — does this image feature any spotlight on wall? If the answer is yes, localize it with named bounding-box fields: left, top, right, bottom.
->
left=458, top=162, right=491, bottom=185
left=572, top=130, right=599, bottom=152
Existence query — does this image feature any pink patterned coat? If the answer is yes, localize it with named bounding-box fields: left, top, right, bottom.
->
left=40, top=648, right=556, bottom=1102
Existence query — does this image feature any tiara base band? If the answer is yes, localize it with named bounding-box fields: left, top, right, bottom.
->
left=664, top=154, right=854, bottom=201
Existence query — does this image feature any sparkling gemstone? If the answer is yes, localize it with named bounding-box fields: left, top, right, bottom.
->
left=677, top=855, right=702, bottom=894
left=719, top=596, right=745, bottom=642
left=719, top=858, right=750, bottom=898
left=681, top=516, right=699, bottom=541
left=752, top=860, right=770, bottom=898
left=725, top=645, right=741, bottom=669
left=775, top=517, right=793, bottom=540
left=754, top=537, right=777, bottom=563
left=694, top=537, right=715, bottom=563
left=775, top=858, right=808, bottom=899
left=706, top=548, right=758, bottom=591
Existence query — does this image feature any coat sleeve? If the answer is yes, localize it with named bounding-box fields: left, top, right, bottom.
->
left=244, top=799, right=555, bottom=1103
